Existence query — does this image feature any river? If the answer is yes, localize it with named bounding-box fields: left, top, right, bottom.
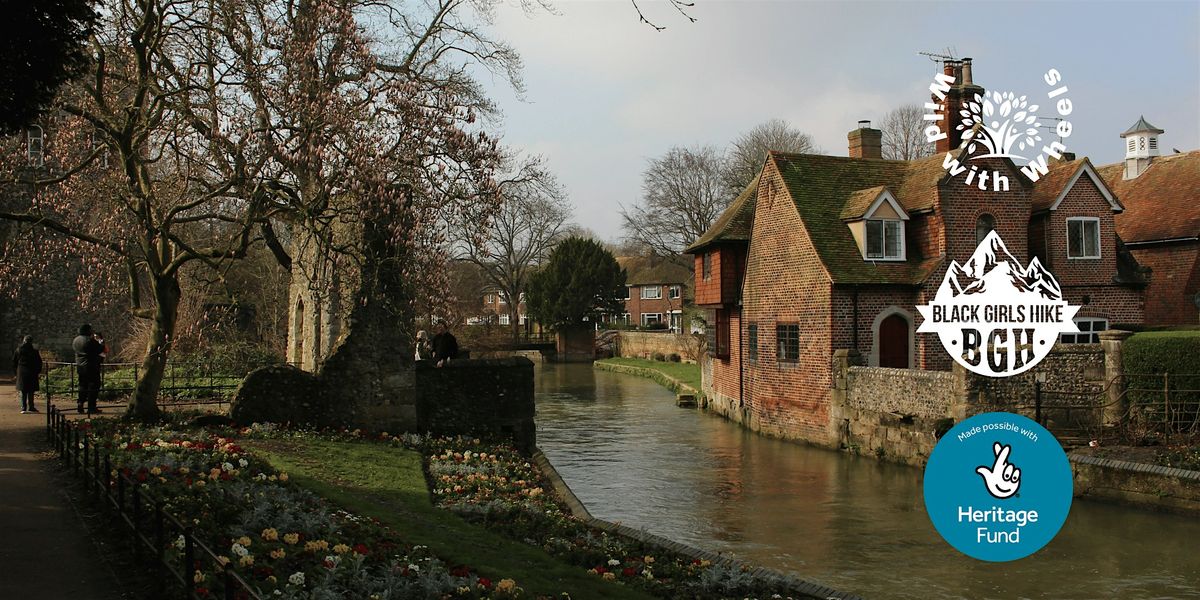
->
left=534, top=362, right=1200, bottom=600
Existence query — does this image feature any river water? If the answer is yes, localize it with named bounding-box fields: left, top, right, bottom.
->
left=534, top=362, right=1200, bottom=600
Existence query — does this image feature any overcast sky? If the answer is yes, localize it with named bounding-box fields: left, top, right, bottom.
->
left=476, top=0, right=1200, bottom=243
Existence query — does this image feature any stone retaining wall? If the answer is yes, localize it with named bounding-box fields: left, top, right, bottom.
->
left=531, top=450, right=862, bottom=600
left=1069, top=454, right=1200, bottom=515
left=616, top=331, right=700, bottom=363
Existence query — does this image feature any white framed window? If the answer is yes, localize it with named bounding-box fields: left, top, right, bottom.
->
left=519, top=315, right=527, bottom=325
left=27, top=126, right=44, bottom=166
left=484, top=293, right=494, bottom=304
left=499, top=314, right=510, bottom=325
left=621, top=313, right=630, bottom=324
left=1067, top=217, right=1100, bottom=259
left=498, top=294, right=507, bottom=304
left=865, top=219, right=905, bottom=260
left=641, top=286, right=662, bottom=300
left=1060, top=317, right=1107, bottom=344
left=668, top=285, right=681, bottom=299
left=641, top=313, right=662, bottom=325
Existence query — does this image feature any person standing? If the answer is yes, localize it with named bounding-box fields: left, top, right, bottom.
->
left=11, top=335, right=43, bottom=414
left=72, top=324, right=104, bottom=414
left=430, top=320, right=459, bottom=368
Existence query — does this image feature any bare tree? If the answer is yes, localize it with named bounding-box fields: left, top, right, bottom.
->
left=881, top=103, right=934, bottom=160
left=621, top=145, right=726, bottom=256
left=455, top=158, right=571, bottom=341
left=724, top=119, right=816, bottom=192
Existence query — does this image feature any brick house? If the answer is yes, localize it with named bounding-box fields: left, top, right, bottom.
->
left=614, top=256, right=692, bottom=332
left=1098, top=118, right=1200, bottom=326
left=686, top=60, right=1147, bottom=447
left=468, top=289, right=530, bottom=328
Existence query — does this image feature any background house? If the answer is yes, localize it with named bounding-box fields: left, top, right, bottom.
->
left=1101, top=118, right=1200, bottom=327
left=614, top=255, right=692, bottom=332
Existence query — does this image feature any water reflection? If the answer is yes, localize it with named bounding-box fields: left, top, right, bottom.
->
left=535, top=362, right=1200, bottom=600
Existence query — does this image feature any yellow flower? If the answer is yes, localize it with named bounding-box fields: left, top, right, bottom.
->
left=193, top=570, right=206, bottom=584
left=216, top=556, right=230, bottom=566
left=699, top=559, right=711, bottom=567
left=644, top=556, right=655, bottom=564
left=150, top=467, right=162, bottom=476
left=194, top=480, right=206, bottom=488
left=178, top=467, right=189, bottom=474
left=283, top=533, right=300, bottom=545
left=333, top=544, right=350, bottom=555
left=602, top=572, right=616, bottom=581
left=270, top=549, right=286, bottom=560
left=267, top=576, right=277, bottom=584
left=278, top=473, right=289, bottom=482
left=239, top=555, right=255, bottom=567
left=496, top=579, right=518, bottom=593
left=261, top=528, right=279, bottom=541
left=237, top=536, right=252, bottom=547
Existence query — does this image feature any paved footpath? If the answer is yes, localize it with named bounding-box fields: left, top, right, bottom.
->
left=0, top=379, right=125, bottom=599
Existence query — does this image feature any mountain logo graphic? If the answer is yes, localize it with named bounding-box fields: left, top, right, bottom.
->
left=917, top=231, right=1081, bottom=377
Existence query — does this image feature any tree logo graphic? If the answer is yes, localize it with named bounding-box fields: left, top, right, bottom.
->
left=958, top=91, right=1044, bottom=160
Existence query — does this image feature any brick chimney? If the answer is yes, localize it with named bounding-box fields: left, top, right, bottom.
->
left=848, top=119, right=883, bottom=159
left=933, top=57, right=985, bottom=153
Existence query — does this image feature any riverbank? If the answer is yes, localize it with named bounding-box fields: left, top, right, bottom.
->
left=593, top=358, right=703, bottom=402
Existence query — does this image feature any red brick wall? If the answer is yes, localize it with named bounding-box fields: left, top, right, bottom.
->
left=1129, top=244, right=1200, bottom=326
left=738, top=165, right=835, bottom=444
left=693, top=247, right=746, bottom=307
left=623, top=284, right=685, bottom=323
left=709, top=309, right=741, bottom=402
left=1041, top=172, right=1120, bottom=287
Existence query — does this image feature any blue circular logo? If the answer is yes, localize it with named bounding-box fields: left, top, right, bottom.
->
left=923, top=412, right=1073, bottom=562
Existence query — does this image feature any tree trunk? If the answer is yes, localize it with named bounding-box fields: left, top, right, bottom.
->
left=509, top=304, right=521, bottom=343
left=127, top=273, right=179, bottom=421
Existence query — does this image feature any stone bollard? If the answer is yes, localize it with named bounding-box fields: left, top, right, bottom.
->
left=1098, top=330, right=1133, bottom=427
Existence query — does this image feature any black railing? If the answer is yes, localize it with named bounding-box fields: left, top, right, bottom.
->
left=42, top=360, right=294, bottom=408
left=46, top=406, right=264, bottom=600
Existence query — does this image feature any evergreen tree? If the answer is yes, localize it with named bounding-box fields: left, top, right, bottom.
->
left=527, top=237, right=626, bottom=330
left=0, top=0, right=97, bottom=133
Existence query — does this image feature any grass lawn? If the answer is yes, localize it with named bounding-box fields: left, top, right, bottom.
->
left=595, top=358, right=702, bottom=392
left=245, top=438, right=653, bottom=600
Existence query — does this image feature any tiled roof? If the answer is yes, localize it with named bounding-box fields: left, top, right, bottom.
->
left=684, top=173, right=759, bottom=253
left=839, top=185, right=889, bottom=221
left=769, top=152, right=944, bottom=285
left=1029, top=158, right=1086, bottom=212
left=1101, top=150, right=1200, bottom=243
left=617, top=255, right=692, bottom=285
left=1121, top=115, right=1164, bottom=137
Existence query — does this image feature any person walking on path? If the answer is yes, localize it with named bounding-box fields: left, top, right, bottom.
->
left=11, top=336, right=42, bottom=414
left=72, top=324, right=104, bottom=414
left=431, top=320, right=459, bottom=367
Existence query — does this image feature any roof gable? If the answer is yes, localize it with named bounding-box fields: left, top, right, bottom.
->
left=840, top=186, right=910, bottom=221
left=1101, top=150, right=1200, bottom=243
left=1032, top=159, right=1122, bottom=213
left=685, top=173, right=758, bottom=253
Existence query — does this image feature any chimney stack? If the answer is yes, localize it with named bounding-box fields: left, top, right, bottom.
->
left=933, top=58, right=985, bottom=154
left=848, top=120, right=883, bottom=159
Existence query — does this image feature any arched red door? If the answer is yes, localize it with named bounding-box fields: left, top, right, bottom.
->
left=879, top=313, right=910, bottom=368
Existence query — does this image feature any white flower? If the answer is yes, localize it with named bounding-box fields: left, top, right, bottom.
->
left=174, top=535, right=186, bottom=550
left=222, top=462, right=235, bottom=472
left=408, top=564, right=420, bottom=572
left=288, top=571, right=305, bottom=586
left=607, top=559, right=620, bottom=566
left=238, top=458, right=249, bottom=468
left=231, top=543, right=249, bottom=557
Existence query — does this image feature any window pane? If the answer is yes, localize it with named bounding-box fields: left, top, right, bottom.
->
left=976, top=214, right=996, bottom=246
left=748, top=324, right=758, bottom=361
left=1068, top=221, right=1082, bottom=257
left=885, top=221, right=902, bottom=258
left=1085, top=220, right=1099, bottom=257
left=866, top=221, right=883, bottom=257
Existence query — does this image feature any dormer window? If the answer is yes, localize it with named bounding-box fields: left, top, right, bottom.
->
left=866, top=219, right=905, bottom=260
left=842, top=187, right=908, bottom=262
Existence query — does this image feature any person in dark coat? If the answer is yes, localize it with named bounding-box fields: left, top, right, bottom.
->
left=430, top=321, right=459, bottom=368
left=72, top=324, right=104, bottom=414
left=12, top=335, right=43, bottom=414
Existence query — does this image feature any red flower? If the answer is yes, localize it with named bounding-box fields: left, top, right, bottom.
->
left=352, top=543, right=369, bottom=555
left=478, top=577, right=492, bottom=589
left=450, top=565, right=471, bottom=578
left=194, top=587, right=209, bottom=597
left=594, top=567, right=607, bottom=575
left=622, top=567, right=636, bottom=577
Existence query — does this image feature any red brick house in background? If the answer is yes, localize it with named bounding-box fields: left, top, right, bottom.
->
left=1099, top=118, right=1200, bottom=326
left=468, top=289, right=529, bottom=327
left=614, top=255, right=692, bottom=332
left=687, top=59, right=1149, bottom=447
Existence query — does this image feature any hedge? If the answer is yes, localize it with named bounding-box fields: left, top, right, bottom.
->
left=1122, top=331, right=1200, bottom=426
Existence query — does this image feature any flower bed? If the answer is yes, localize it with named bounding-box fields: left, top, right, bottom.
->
left=81, top=420, right=525, bottom=599
left=404, top=434, right=808, bottom=600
